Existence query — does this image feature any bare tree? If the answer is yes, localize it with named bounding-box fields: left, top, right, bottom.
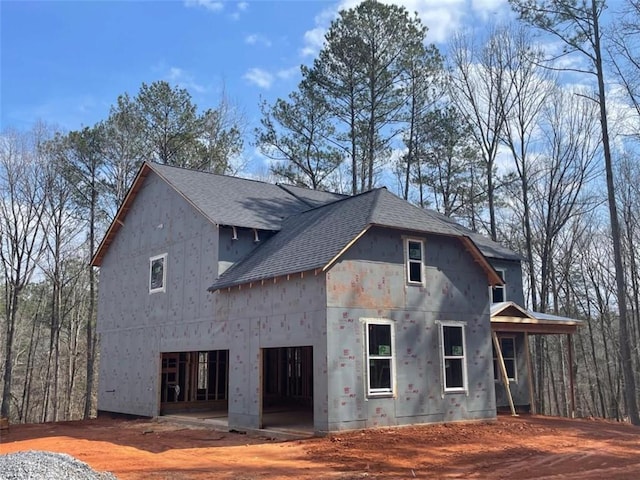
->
left=497, top=25, right=555, bottom=310
left=510, top=0, right=640, bottom=425
left=0, top=126, right=49, bottom=420
left=448, top=25, right=514, bottom=239
left=55, top=126, right=107, bottom=419
left=39, top=139, right=85, bottom=422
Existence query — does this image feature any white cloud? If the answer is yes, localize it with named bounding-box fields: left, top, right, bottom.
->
left=245, top=33, right=272, bottom=47
left=230, top=1, right=249, bottom=20
left=243, top=68, right=274, bottom=89
left=276, top=66, right=300, bottom=80
left=184, top=0, right=223, bottom=13
left=165, top=67, right=207, bottom=94
left=301, top=27, right=327, bottom=57
left=299, top=0, right=512, bottom=57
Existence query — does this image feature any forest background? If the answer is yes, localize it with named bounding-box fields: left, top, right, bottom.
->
left=3, top=0, right=640, bottom=426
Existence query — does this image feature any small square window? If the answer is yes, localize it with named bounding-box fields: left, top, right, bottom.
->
left=365, top=320, right=395, bottom=396
left=405, top=238, right=425, bottom=285
left=149, top=254, right=167, bottom=293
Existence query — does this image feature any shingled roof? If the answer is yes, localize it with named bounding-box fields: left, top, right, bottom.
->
left=92, top=162, right=341, bottom=266
left=209, top=188, right=504, bottom=291
left=276, top=184, right=347, bottom=208
left=93, top=162, right=520, bottom=276
left=150, top=163, right=311, bottom=230
left=426, top=210, right=522, bottom=261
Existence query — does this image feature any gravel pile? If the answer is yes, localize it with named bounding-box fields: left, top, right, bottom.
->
left=0, top=450, right=116, bottom=480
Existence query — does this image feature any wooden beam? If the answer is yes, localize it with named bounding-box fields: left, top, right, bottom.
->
left=524, top=332, right=536, bottom=415
left=491, top=315, right=579, bottom=326
left=492, top=322, right=578, bottom=335
left=568, top=334, right=576, bottom=418
left=322, top=226, right=370, bottom=272
left=492, top=332, right=517, bottom=417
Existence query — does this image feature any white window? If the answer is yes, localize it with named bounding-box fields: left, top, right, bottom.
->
left=405, top=238, right=425, bottom=285
left=365, top=319, right=395, bottom=396
left=149, top=253, right=167, bottom=293
left=440, top=322, right=467, bottom=393
left=493, top=336, right=517, bottom=382
left=491, top=268, right=506, bottom=303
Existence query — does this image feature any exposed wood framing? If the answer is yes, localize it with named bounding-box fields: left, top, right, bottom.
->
left=459, top=236, right=504, bottom=286
left=524, top=332, right=536, bottom=415
left=491, top=322, right=577, bottom=335
left=322, top=226, right=370, bottom=272
left=492, top=332, right=517, bottom=416
left=568, top=334, right=575, bottom=418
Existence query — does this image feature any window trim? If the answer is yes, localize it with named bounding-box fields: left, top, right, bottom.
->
left=439, top=321, right=468, bottom=394
left=493, top=335, right=517, bottom=383
left=490, top=268, right=506, bottom=303
left=404, top=237, right=425, bottom=286
left=364, top=318, right=396, bottom=397
left=149, top=253, right=167, bottom=294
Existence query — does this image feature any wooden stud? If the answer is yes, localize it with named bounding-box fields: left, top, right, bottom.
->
left=568, top=334, right=576, bottom=418
left=524, top=332, right=536, bottom=415
left=492, top=332, right=518, bottom=417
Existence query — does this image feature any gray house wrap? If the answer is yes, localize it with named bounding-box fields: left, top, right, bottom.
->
left=93, top=161, right=555, bottom=432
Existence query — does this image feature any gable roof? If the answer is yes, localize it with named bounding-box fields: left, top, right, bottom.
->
left=209, top=188, right=503, bottom=291
left=92, top=163, right=520, bottom=276
left=149, top=163, right=311, bottom=230
left=91, top=162, right=332, bottom=266
left=490, top=301, right=582, bottom=334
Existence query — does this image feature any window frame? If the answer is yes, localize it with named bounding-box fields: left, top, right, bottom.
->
left=364, top=318, right=396, bottom=397
left=493, top=335, right=517, bottom=382
left=149, top=253, right=167, bottom=294
left=404, top=237, right=425, bottom=286
left=490, top=268, right=506, bottom=303
left=439, top=321, right=468, bottom=394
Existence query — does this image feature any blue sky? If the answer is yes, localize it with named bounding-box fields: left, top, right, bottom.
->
left=1, top=0, right=510, bottom=162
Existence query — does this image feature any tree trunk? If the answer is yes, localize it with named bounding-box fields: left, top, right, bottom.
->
left=591, top=0, right=640, bottom=425
left=1, top=288, right=20, bottom=419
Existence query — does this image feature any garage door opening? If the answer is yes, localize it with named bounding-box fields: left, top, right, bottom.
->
left=160, top=350, right=228, bottom=416
left=262, top=346, right=313, bottom=429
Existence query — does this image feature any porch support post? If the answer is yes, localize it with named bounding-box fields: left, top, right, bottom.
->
left=492, top=332, right=517, bottom=416
left=524, top=332, right=536, bottom=415
left=568, top=334, right=575, bottom=418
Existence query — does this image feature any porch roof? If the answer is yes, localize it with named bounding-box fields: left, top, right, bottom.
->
left=490, top=302, right=582, bottom=335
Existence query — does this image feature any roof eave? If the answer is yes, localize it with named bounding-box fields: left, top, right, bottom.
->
left=209, top=268, right=323, bottom=293
left=459, top=236, right=504, bottom=286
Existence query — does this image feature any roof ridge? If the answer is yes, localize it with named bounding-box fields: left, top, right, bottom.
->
left=275, top=184, right=316, bottom=209
left=290, top=187, right=384, bottom=217
left=148, top=161, right=279, bottom=188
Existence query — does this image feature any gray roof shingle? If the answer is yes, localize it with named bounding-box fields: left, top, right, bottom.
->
left=425, top=211, right=522, bottom=261
left=209, top=188, right=509, bottom=291
left=209, top=188, right=378, bottom=290
left=150, top=163, right=310, bottom=230
left=145, top=164, right=520, bottom=289
left=276, top=184, right=347, bottom=208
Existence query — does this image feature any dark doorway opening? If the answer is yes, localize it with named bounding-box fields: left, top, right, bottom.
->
left=160, top=350, right=228, bottom=415
left=262, top=346, right=313, bottom=429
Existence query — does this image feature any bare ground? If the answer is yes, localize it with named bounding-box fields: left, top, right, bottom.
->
left=1, top=414, right=639, bottom=479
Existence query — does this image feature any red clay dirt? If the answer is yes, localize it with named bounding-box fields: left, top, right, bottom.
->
left=1, top=414, right=639, bottom=479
